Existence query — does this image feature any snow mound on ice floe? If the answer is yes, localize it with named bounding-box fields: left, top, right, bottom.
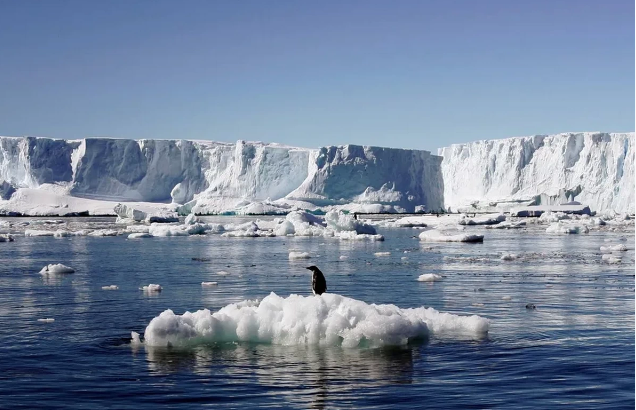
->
left=137, top=292, right=489, bottom=348
left=40, top=264, right=75, bottom=274
left=141, top=284, right=162, bottom=292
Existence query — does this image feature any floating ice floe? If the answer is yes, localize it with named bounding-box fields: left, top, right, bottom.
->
left=485, top=220, right=526, bottom=229
left=102, top=285, right=119, bottom=290
left=417, top=273, right=443, bottom=282
left=374, top=252, right=391, bottom=256
left=128, top=233, right=153, bottom=239
left=500, top=253, right=518, bottom=261
left=136, top=292, right=489, bottom=348
left=545, top=222, right=589, bottom=234
left=601, top=254, right=622, bottom=264
left=201, top=282, right=218, bottom=287
left=289, top=251, right=311, bottom=260
left=419, top=230, right=484, bottom=243
left=25, top=229, right=54, bottom=237
left=458, top=213, right=505, bottom=226
left=216, top=271, right=230, bottom=276
left=600, top=244, right=628, bottom=253
left=37, top=318, right=55, bottom=323
left=141, top=284, right=162, bottom=292
left=39, top=264, right=75, bottom=274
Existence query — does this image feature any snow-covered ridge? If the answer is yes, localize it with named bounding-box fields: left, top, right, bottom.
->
left=439, top=132, right=634, bottom=214
left=0, top=136, right=443, bottom=214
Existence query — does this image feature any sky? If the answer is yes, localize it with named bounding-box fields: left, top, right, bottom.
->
left=0, top=0, right=633, bottom=152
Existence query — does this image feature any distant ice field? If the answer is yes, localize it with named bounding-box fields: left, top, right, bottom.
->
left=0, top=215, right=633, bottom=409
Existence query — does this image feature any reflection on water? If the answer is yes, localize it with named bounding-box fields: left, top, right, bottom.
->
left=142, top=342, right=417, bottom=408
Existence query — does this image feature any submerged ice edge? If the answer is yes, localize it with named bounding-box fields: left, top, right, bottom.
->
left=134, top=292, right=490, bottom=349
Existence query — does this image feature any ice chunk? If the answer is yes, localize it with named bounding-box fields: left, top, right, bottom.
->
left=458, top=213, right=505, bottom=225
left=39, top=264, right=75, bottom=274
left=600, top=244, right=628, bottom=253
left=140, top=292, right=489, bottom=348
left=131, top=331, right=142, bottom=345
left=141, top=284, right=162, bottom=292
left=417, top=274, right=443, bottom=282
left=0, top=234, right=14, bottom=242
left=324, top=210, right=377, bottom=235
left=102, top=285, right=119, bottom=290
left=128, top=232, right=153, bottom=239
left=500, top=253, right=518, bottom=261
left=601, top=254, right=622, bottom=264
left=374, top=252, right=391, bottom=257
left=201, top=282, right=218, bottom=287
left=289, top=251, right=311, bottom=260
left=37, top=318, right=55, bottom=323
left=419, top=230, right=484, bottom=243
left=545, top=222, right=589, bottom=234
left=25, top=230, right=55, bottom=237
left=485, top=220, right=526, bottom=229
left=114, top=203, right=147, bottom=222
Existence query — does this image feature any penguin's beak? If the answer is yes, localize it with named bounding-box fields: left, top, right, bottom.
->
left=305, top=267, right=312, bottom=270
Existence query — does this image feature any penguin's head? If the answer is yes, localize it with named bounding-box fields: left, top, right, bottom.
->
left=305, top=266, right=320, bottom=273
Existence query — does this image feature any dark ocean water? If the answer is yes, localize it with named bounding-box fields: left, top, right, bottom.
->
left=0, top=218, right=634, bottom=409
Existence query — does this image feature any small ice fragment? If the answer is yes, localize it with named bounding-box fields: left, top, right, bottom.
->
left=102, top=285, right=119, bottom=290
left=500, top=253, right=518, bottom=261
left=128, top=233, right=153, bottom=239
left=131, top=331, right=142, bottom=345
left=502, top=296, right=512, bottom=301
left=374, top=252, right=391, bottom=256
left=201, top=281, right=218, bottom=287
left=39, top=264, right=75, bottom=274
left=38, top=318, right=55, bottom=323
left=141, top=284, right=162, bottom=292
left=472, top=303, right=485, bottom=307
left=216, top=271, right=230, bottom=276
left=401, top=256, right=408, bottom=260
left=339, top=255, right=348, bottom=260
left=417, top=273, right=443, bottom=282
left=289, top=251, right=311, bottom=260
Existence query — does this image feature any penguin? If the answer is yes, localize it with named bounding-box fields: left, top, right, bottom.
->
left=305, top=266, right=327, bottom=295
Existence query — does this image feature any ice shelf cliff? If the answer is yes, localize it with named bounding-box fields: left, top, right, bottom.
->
left=438, top=132, right=634, bottom=214
left=0, top=137, right=444, bottom=215
left=0, top=132, right=633, bottom=216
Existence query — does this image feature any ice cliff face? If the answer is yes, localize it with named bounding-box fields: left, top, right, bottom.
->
left=286, top=145, right=443, bottom=211
left=0, top=137, right=443, bottom=212
left=439, top=132, right=634, bottom=214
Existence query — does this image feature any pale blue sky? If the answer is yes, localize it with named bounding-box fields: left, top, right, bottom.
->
left=0, top=0, right=633, bottom=152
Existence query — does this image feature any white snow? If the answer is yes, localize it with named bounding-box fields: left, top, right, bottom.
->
left=419, top=230, right=484, bottom=243
left=39, top=263, right=75, bottom=274
left=417, top=274, right=443, bottom=282
left=138, top=292, right=489, bottom=348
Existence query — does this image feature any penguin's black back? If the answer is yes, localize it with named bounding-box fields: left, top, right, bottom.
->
left=312, top=268, right=327, bottom=295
